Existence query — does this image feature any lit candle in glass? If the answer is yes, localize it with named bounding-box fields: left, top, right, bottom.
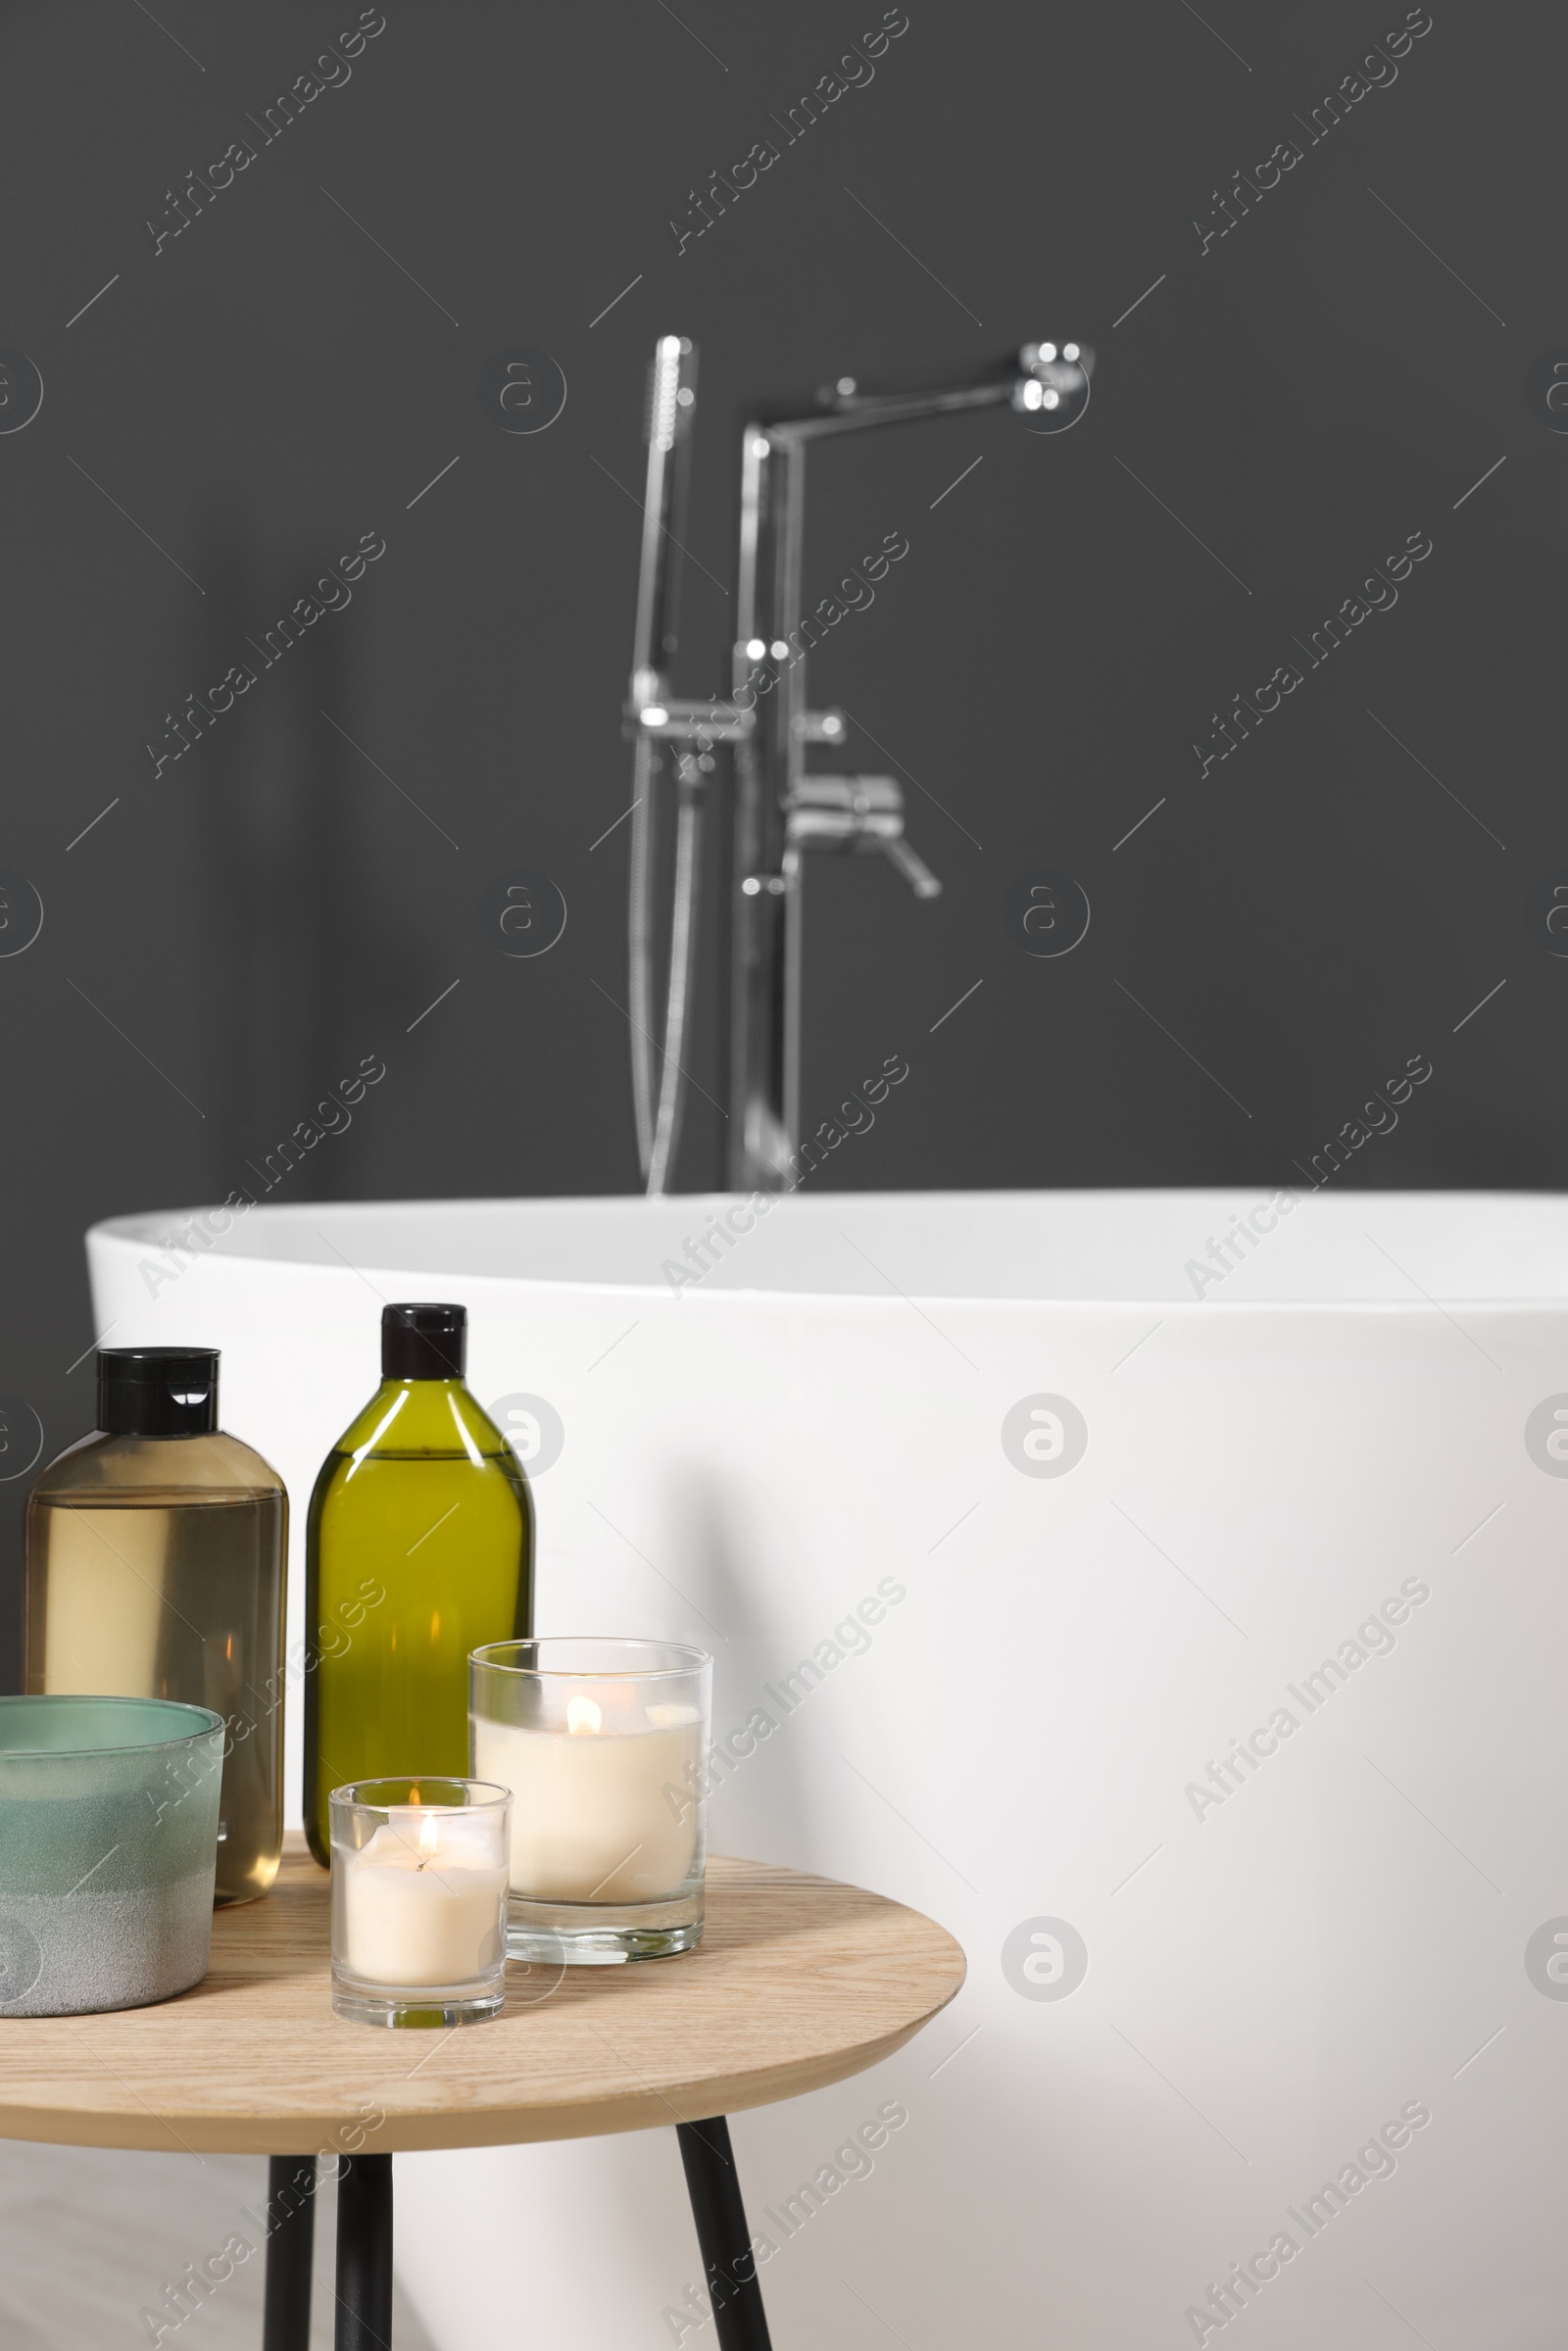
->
left=329, top=1777, right=510, bottom=2026
left=470, top=1639, right=711, bottom=1965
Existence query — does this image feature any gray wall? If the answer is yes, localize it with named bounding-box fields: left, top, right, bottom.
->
left=1, top=0, right=1560, bottom=1673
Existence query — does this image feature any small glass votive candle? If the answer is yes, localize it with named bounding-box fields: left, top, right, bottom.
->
left=329, top=1778, right=511, bottom=2028
left=470, top=1638, right=711, bottom=1966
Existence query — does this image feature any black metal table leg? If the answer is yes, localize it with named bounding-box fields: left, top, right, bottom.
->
left=677, top=2118, right=773, bottom=2350
left=334, top=2152, right=394, bottom=2351
left=263, top=2156, right=318, bottom=2351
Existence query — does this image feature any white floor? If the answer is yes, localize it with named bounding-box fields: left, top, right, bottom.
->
left=0, top=2141, right=436, bottom=2350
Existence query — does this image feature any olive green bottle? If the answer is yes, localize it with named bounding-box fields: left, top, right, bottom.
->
left=303, top=1303, right=532, bottom=1866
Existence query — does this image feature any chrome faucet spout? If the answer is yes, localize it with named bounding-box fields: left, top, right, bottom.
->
left=615, top=331, right=1094, bottom=1197
left=752, top=340, right=1093, bottom=440
left=727, top=338, right=1093, bottom=1192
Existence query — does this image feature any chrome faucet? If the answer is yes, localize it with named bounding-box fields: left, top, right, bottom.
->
left=623, top=337, right=1092, bottom=1196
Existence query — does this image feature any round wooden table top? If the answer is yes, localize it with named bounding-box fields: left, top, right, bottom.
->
left=0, top=1837, right=966, bottom=2154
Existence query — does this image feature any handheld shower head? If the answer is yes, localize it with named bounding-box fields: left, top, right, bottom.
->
left=631, top=335, right=697, bottom=695
left=627, top=334, right=706, bottom=1196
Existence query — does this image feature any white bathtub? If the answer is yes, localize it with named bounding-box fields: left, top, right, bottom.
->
left=88, top=1188, right=1568, bottom=2349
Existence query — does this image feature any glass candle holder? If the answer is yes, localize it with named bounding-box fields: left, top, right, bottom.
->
left=470, top=1638, right=711, bottom=1966
left=0, top=1694, right=224, bottom=2017
left=329, top=1778, right=511, bottom=2028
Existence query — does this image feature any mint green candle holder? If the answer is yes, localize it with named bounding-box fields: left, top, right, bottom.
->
left=0, top=1695, right=224, bottom=2016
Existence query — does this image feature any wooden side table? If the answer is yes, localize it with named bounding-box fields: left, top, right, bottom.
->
left=0, top=1838, right=965, bottom=2350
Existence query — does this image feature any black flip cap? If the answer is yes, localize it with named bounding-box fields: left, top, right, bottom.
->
left=98, top=1347, right=219, bottom=1437
left=382, top=1303, right=466, bottom=1381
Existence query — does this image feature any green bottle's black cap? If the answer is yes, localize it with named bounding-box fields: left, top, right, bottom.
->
left=382, top=1303, right=466, bottom=1381
left=98, top=1347, right=220, bottom=1437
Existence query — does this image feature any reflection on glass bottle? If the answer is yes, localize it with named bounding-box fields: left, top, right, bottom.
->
left=303, top=1303, right=533, bottom=1867
left=24, top=1348, right=287, bottom=1906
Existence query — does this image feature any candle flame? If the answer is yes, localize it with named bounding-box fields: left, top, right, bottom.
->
left=417, top=1810, right=440, bottom=1856
left=566, top=1695, right=603, bottom=1736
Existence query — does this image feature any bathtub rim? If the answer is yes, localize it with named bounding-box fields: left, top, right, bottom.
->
left=86, top=1187, right=1568, bottom=1313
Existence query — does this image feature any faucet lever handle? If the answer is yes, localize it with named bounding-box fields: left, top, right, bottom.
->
left=880, top=834, right=943, bottom=899
left=784, top=775, right=943, bottom=897
left=796, top=708, right=849, bottom=747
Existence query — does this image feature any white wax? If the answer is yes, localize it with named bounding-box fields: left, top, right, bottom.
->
left=340, top=1817, right=508, bottom=1987
left=472, top=1714, right=704, bottom=1904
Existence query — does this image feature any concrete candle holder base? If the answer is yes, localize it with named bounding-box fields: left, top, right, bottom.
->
left=0, top=1695, right=224, bottom=2017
